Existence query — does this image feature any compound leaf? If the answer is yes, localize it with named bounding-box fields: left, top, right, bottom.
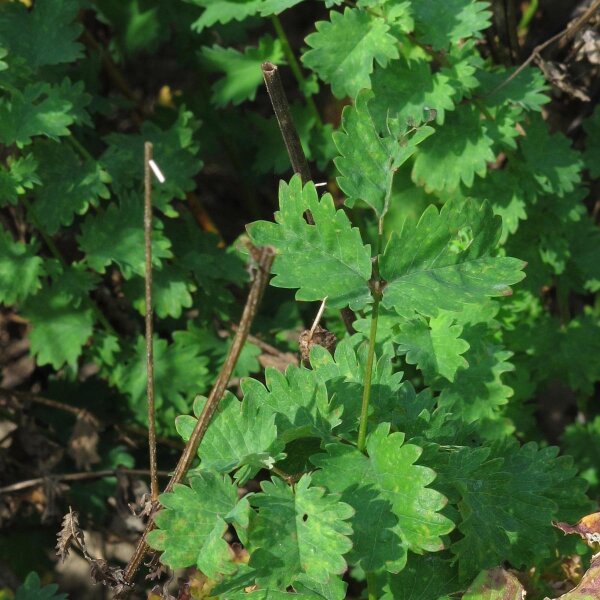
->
left=248, top=474, right=354, bottom=587
left=302, top=8, right=399, bottom=99
left=30, top=140, right=111, bottom=234
left=15, top=572, right=67, bottom=600
left=462, top=568, right=525, bottom=600
left=583, top=104, right=600, bottom=178
left=148, top=471, right=244, bottom=578
left=190, top=0, right=264, bottom=32
left=0, top=83, right=76, bottom=147
left=311, top=423, right=454, bottom=573
left=0, top=0, right=83, bottom=68
left=334, top=89, right=434, bottom=217
left=109, top=334, right=209, bottom=431
left=78, top=193, right=172, bottom=279
left=412, top=0, right=491, bottom=50
left=380, top=196, right=526, bottom=318
left=176, top=392, right=284, bottom=484
left=395, top=311, right=469, bottom=382
left=241, top=364, right=342, bottom=442
left=22, top=269, right=96, bottom=369
left=370, top=58, right=456, bottom=127
left=247, top=175, right=372, bottom=310
left=412, top=104, right=495, bottom=193
left=520, top=114, right=583, bottom=196
left=0, top=229, right=44, bottom=305
left=101, top=109, right=201, bottom=216
left=200, top=35, right=284, bottom=107
left=382, top=555, right=460, bottom=600
left=428, top=442, right=591, bottom=579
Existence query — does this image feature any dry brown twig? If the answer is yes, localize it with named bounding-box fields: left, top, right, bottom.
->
left=489, top=0, right=600, bottom=97
left=144, top=141, right=159, bottom=502
left=119, top=245, right=275, bottom=591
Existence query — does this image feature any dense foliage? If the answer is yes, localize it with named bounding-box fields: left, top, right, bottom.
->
left=0, top=0, right=599, bottom=598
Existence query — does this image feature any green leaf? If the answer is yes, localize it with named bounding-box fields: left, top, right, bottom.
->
left=395, top=311, right=470, bottom=382
left=370, top=58, right=456, bottom=127
left=380, top=196, right=526, bottom=318
left=0, top=229, right=44, bottom=305
left=78, top=193, right=172, bottom=279
left=122, top=263, right=196, bottom=319
left=176, top=392, right=284, bottom=484
left=15, top=572, right=67, bottom=600
left=562, top=415, right=600, bottom=495
left=189, top=0, right=264, bottom=32
left=520, top=114, right=582, bottom=196
left=109, top=334, right=209, bottom=430
left=309, top=337, right=403, bottom=436
left=29, top=141, right=110, bottom=234
left=22, top=269, right=96, bottom=369
left=241, top=364, right=341, bottom=442
left=428, top=441, right=590, bottom=579
left=412, top=0, right=492, bottom=50
left=311, top=423, right=454, bottom=573
left=0, top=0, right=83, bottom=68
left=248, top=474, right=354, bottom=587
left=200, top=35, right=284, bottom=107
left=0, top=83, right=76, bottom=147
left=437, top=327, right=514, bottom=428
left=462, top=568, right=525, bottom=600
left=583, top=104, right=600, bottom=178
left=0, top=153, right=40, bottom=206
left=381, top=555, right=460, bottom=600
left=101, top=109, right=202, bottom=215
left=302, top=8, right=399, bottom=99
left=478, top=66, right=549, bottom=112
left=148, top=471, right=245, bottom=578
left=334, top=89, right=434, bottom=217
left=247, top=175, right=372, bottom=310
left=412, top=104, right=495, bottom=193
left=259, top=0, right=304, bottom=15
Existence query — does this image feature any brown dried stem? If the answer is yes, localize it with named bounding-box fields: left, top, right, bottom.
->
left=0, top=468, right=170, bottom=494
left=261, top=62, right=356, bottom=334
left=144, top=142, right=158, bottom=502
left=120, top=246, right=275, bottom=589
left=261, top=62, right=312, bottom=187
left=489, top=0, right=600, bottom=96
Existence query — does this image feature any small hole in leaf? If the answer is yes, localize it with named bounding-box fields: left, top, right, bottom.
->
left=302, top=514, right=308, bottom=522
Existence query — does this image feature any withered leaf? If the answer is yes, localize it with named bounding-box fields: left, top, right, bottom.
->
left=463, top=567, right=525, bottom=599
left=56, top=507, right=86, bottom=562
left=299, top=325, right=337, bottom=366
left=68, top=412, right=101, bottom=470
left=546, top=553, right=600, bottom=600
left=554, top=511, right=600, bottom=547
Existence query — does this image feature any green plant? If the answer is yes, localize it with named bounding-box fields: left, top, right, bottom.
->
left=1, top=0, right=599, bottom=598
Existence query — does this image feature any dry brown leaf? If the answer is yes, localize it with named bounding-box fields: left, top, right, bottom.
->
left=56, top=507, right=86, bottom=562
left=555, top=512, right=600, bottom=547
left=299, top=325, right=337, bottom=366
left=68, top=413, right=101, bottom=470
left=546, top=553, right=600, bottom=600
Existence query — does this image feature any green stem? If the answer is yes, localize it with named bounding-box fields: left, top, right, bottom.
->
left=357, top=292, right=380, bottom=453
left=271, top=15, right=322, bottom=125
left=366, top=571, right=378, bottom=600
left=67, top=135, right=94, bottom=162
left=518, top=0, right=538, bottom=34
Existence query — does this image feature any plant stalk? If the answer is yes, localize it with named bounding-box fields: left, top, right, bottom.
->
left=144, top=141, right=158, bottom=502
left=366, top=571, right=378, bottom=600
left=121, top=246, right=274, bottom=589
left=357, top=292, right=380, bottom=453
left=261, top=61, right=312, bottom=186
left=270, top=15, right=322, bottom=125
